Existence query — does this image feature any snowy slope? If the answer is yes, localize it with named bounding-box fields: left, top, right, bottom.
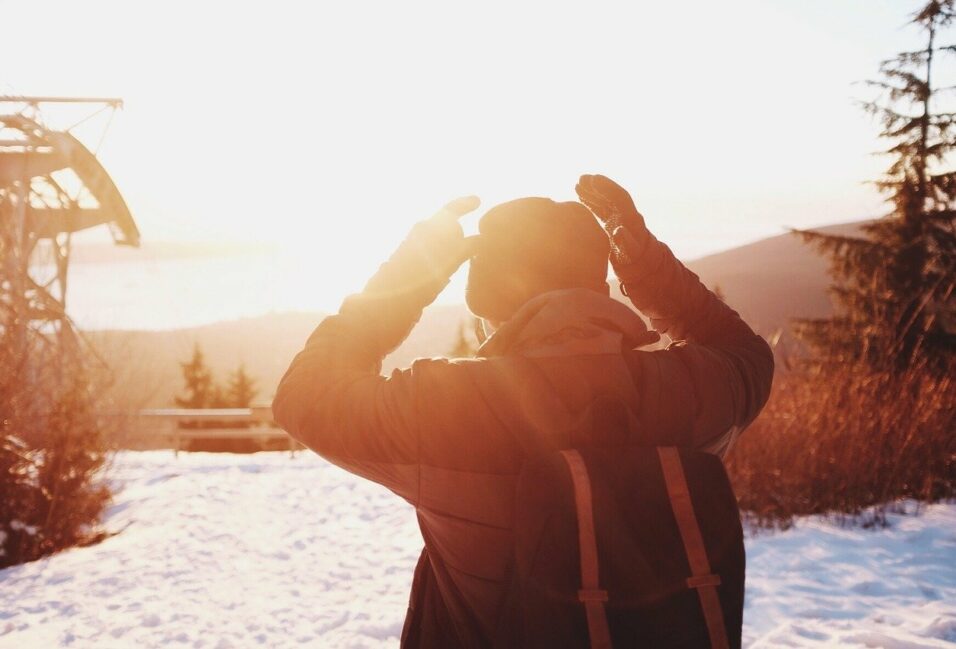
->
left=0, top=452, right=953, bottom=648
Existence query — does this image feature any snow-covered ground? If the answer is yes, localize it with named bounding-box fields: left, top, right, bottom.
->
left=1, top=452, right=954, bottom=648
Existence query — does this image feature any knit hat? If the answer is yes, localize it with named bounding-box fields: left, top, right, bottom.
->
left=466, top=197, right=610, bottom=322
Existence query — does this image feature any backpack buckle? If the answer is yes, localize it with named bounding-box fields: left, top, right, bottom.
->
left=578, top=589, right=609, bottom=602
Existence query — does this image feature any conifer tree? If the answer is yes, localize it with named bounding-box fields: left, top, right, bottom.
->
left=174, top=344, right=215, bottom=408
left=795, top=0, right=956, bottom=372
left=448, top=318, right=480, bottom=358
left=712, top=284, right=727, bottom=303
left=208, top=384, right=229, bottom=409
left=225, top=363, right=258, bottom=408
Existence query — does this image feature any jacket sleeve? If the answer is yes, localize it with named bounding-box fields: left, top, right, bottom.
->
left=621, top=234, right=775, bottom=456
left=271, top=225, right=455, bottom=503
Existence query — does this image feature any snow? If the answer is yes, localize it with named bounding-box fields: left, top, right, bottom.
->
left=744, top=505, right=956, bottom=647
left=1, top=451, right=954, bottom=648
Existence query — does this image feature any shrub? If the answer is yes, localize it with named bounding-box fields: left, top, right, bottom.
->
left=0, top=356, right=111, bottom=568
left=726, top=356, right=955, bottom=528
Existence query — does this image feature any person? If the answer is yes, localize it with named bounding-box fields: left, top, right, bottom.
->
left=272, top=174, right=774, bottom=648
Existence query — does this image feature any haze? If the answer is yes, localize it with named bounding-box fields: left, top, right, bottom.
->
left=1, top=0, right=943, bottom=311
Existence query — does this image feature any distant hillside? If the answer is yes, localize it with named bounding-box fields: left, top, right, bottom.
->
left=683, top=220, right=866, bottom=337
left=85, top=305, right=473, bottom=410
left=86, top=220, right=865, bottom=410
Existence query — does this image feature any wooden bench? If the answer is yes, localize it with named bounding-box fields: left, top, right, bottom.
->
left=137, top=407, right=303, bottom=457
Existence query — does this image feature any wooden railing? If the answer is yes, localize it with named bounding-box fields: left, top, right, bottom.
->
left=136, top=407, right=301, bottom=456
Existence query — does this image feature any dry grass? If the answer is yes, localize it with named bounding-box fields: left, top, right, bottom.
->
left=726, top=357, right=956, bottom=528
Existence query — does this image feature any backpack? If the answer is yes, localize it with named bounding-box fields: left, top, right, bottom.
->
left=496, top=446, right=744, bottom=649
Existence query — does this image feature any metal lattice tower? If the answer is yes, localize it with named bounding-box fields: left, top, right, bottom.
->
left=0, top=97, right=139, bottom=357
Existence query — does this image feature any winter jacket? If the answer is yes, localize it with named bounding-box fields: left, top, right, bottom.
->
left=272, top=233, right=774, bottom=648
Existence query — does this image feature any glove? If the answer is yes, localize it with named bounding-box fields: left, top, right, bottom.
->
left=575, top=174, right=662, bottom=290
left=361, top=195, right=481, bottom=304
left=403, top=195, right=482, bottom=286
left=335, top=195, right=481, bottom=365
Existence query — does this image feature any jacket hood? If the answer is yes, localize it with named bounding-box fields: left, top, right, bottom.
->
left=477, top=288, right=661, bottom=358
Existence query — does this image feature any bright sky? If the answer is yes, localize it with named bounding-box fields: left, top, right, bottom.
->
left=1, top=0, right=948, bottom=309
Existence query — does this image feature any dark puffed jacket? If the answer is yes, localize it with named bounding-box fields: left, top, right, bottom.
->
left=272, top=231, right=774, bottom=648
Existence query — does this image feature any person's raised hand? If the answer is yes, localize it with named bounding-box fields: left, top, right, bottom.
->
left=575, top=174, right=648, bottom=268
left=408, top=195, right=481, bottom=281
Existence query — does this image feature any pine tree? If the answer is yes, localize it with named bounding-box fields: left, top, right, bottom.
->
left=448, top=318, right=480, bottom=358
left=174, top=344, right=215, bottom=408
left=712, top=284, right=727, bottom=303
left=225, top=363, right=258, bottom=408
left=794, top=0, right=956, bottom=373
left=208, top=384, right=229, bottom=409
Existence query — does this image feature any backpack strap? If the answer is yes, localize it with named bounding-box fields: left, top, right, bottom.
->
left=657, top=447, right=730, bottom=649
left=560, top=450, right=613, bottom=649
